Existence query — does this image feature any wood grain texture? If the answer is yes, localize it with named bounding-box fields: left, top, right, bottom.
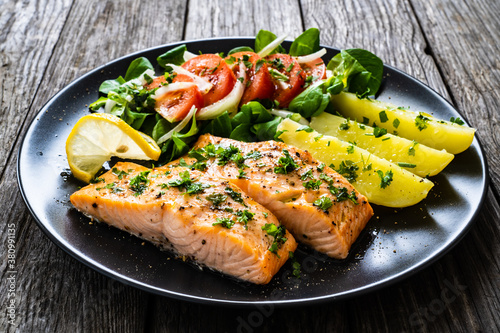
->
left=1, top=0, right=187, bottom=332
left=0, top=0, right=72, bottom=174
left=410, top=0, right=500, bottom=191
left=184, top=0, right=304, bottom=39
left=1, top=0, right=499, bottom=332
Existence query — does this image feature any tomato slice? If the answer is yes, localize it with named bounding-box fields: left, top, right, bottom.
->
left=226, top=51, right=275, bottom=105
left=182, top=54, right=236, bottom=106
left=154, top=84, right=203, bottom=123
left=265, top=54, right=306, bottom=108
left=144, top=75, right=168, bottom=90
left=300, top=57, right=327, bottom=82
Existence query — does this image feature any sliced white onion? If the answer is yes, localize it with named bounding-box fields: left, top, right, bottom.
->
left=270, top=109, right=310, bottom=125
left=257, top=34, right=288, bottom=58
left=167, top=64, right=213, bottom=94
left=196, top=63, right=247, bottom=120
left=104, top=98, right=117, bottom=113
left=295, top=48, right=327, bottom=64
left=325, top=69, right=334, bottom=79
left=183, top=51, right=198, bottom=62
left=152, top=82, right=197, bottom=99
left=157, top=105, right=197, bottom=144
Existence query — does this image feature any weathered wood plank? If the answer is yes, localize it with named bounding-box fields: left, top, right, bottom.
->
left=410, top=0, right=500, bottom=192
left=0, top=0, right=72, bottom=174
left=184, top=0, right=304, bottom=39
left=1, top=0, right=188, bottom=332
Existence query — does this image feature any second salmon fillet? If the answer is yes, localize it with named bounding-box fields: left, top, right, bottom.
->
left=185, top=134, right=374, bottom=259
left=70, top=162, right=297, bottom=284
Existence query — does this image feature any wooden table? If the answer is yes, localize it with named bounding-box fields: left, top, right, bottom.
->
left=2, top=0, right=499, bottom=331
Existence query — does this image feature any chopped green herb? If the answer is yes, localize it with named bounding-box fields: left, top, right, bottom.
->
left=314, top=134, right=323, bottom=142
left=274, top=149, right=299, bottom=174
left=363, top=117, right=370, bottom=125
left=450, top=117, right=465, bottom=125
left=129, top=170, right=150, bottom=196
left=289, top=251, right=301, bottom=278
left=112, top=167, right=129, bottom=180
left=313, top=195, right=333, bottom=211
left=262, top=223, right=288, bottom=256
left=415, top=113, right=430, bottom=131
left=238, top=168, right=247, bottom=178
left=347, top=143, right=355, bottom=154
left=90, top=177, right=105, bottom=184
left=379, top=110, right=389, bottom=123
left=397, top=162, right=417, bottom=168
left=303, top=179, right=322, bottom=190
left=300, top=169, right=314, bottom=180
left=263, top=212, right=268, bottom=218
left=408, top=141, right=418, bottom=156
left=206, top=193, right=227, bottom=206
left=225, top=187, right=246, bottom=206
left=376, top=170, right=394, bottom=189
left=212, top=217, right=236, bottom=229
left=235, top=209, right=255, bottom=229
left=317, top=163, right=326, bottom=172
left=373, top=126, right=387, bottom=138
left=335, top=160, right=359, bottom=183
left=393, top=118, right=400, bottom=128
left=245, top=150, right=262, bottom=160
left=339, top=119, right=350, bottom=130
left=296, top=125, right=314, bottom=133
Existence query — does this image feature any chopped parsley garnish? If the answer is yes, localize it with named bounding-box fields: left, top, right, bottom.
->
left=347, top=143, right=355, bottom=154
left=238, top=168, right=247, bottom=178
left=408, top=141, right=418, bottom=156
left=235, top=209, right=255, bottom=229
left=393, top=118, right=400, bottom=128
left=339, top=119, right=350, bottom=130
left=168, top=170, right=210, bottom=195
left=97, top=182, right=124, bottom=194
left=303, top=179, right=322, bottom=190
left=129, top=170, right=150, bottom=196
left=335, top=160, right=359, bottom=183
left=90, top=177, right=105, bottom=184
left=289, top=251, right=301, bottom=278
left=274, top=149, right=299, bottom=174
left=373, top=126, right=388, bottom=138
left=450, top=116, right=465, bottom=125
left=296, top=125, right=314, bottom=133
left=217, top=145, right=241, bottom=166
left=212, top=217, right=236, bottom=229
left=363, top=117, right=370, bottom=125
left=262, top=223, right=288, bottom=256
left=379, top=111, right=389, bottom=123
left=313, top=195, right=333, bottom=211
left=112, top=167, right=129, bottom=180
left=330, top=186, right=358, bottom=204
left=300, top=169, right=313, bottom=180
left=317, top=163, right=326, bottom=172
left=245, top=150, right=262, bottom=160
left=397, top=162, right=417, bottom=168
left=206, top=193, right=227, bottom=206
left=255, top=59, right=265, bottom=73
left=224, top=187, right=246, bottom=206
left=415, top=113, right=430, bottom=131
left=376, top=170, right=394, bottom=189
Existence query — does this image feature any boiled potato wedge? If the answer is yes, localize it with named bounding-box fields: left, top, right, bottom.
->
left=310, top=113, right=454, bottom=177
left=277, top=119, right=434, bottom=208
left=330, top=92, right=475, bottom=154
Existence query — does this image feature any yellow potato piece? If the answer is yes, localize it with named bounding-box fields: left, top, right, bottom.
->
left=277, top=119, right=434, bottom=208
left=310, top=113, right=454, bottom=177
left=330, top=92, right=475, bottom=154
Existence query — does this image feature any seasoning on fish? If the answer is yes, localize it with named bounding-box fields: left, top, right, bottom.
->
left=187, top=134, right=374, bottom=259
left=70, top=162, right=297, bottom=284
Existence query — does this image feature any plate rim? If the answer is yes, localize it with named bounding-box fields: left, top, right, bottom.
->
left=17, top=37, right=489, bottom=306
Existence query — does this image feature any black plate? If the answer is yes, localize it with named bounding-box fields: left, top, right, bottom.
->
left=18, top=38, right=488, bottom=306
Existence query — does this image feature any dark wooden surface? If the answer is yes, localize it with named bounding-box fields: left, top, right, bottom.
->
left=1, top=0, right=499, bottom=331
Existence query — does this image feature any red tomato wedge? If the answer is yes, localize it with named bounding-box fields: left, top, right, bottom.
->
left=153, top=84, right=203, bottom=123
left=144, top=75, right=168, bottom=90
left=300, top=57, right=327, bottom=81
left=182, top=54, right=236, bottom=106
left=226, top=51, right=275, bottom=105
left=265, top=54, right=306, bottom=108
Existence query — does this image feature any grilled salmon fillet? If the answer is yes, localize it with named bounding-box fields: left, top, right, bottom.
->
left=187, top=134, right=373, bottom=259
left=70, top=162, right=297, bottom=284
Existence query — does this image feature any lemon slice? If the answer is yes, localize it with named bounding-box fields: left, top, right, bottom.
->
left=66, top=113, right=161, bottom=183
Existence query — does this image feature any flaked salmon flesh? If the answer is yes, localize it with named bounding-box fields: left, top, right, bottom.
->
left=70, top=134, right=373, bottom=284
left=70, top=162, right=297, bottom=284
left=188, top=134, right=374, bottom=259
